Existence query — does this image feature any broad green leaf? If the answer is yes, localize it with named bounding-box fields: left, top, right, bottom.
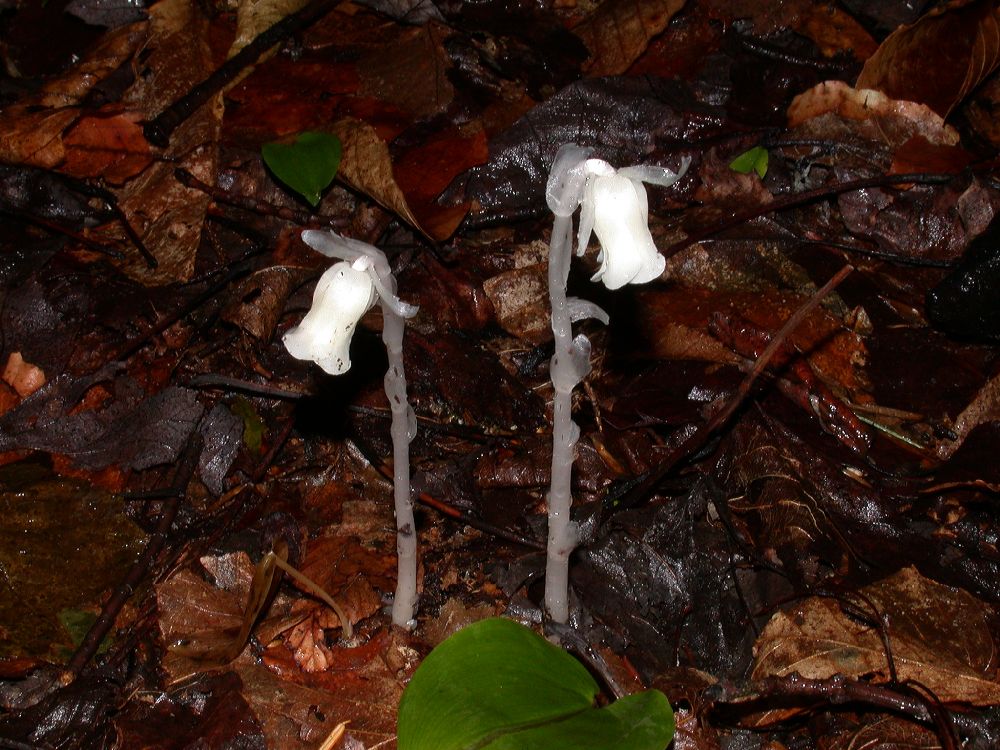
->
left=398, top=618, right=674, bottom=750
left=729, top=146, right=769, bottom=178
left=262, top=131, right=342, bottom=206
left=485, top=690, right=673, bottom=750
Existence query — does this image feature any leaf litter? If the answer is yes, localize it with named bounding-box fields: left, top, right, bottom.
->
left=2, top=0, right=1000, bottom=748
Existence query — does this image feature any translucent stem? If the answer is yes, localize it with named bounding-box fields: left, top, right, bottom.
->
left=545, top=214, right=582, bottom=623
left=382, top=303, right=417, bottom=628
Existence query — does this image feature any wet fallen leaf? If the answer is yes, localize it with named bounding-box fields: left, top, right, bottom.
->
left=331, top=117, right=426, bottom=236
left=574, top=0, right=687, bottom=77
left=751, top=566, right=1000, bottom=722
left=857, top=0, right=1000, bottom=118
left=0, top=462, right=144, bottom=661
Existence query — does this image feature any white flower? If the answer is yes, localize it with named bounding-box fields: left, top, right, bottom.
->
left=578, top=158, right=689, bottom=290
left=283, top=259, right=376, bottom=375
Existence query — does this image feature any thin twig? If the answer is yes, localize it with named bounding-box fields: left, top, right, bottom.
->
left=616, top=264, right=854, bottom=509
left=664, top=173, right=955, bottom=260
left=175, top=168, right=349, bottom=228
left=712, top=674, right=990, bottom=749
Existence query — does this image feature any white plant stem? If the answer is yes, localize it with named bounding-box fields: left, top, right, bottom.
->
left=295, top=230, right=419, bottom=629
left=544, top=213, right=583, bottom=624
left=383, top=302, right=418, bottom=628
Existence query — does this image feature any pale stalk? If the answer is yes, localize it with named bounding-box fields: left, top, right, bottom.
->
left=381, top=290, right=417, bottom=628
left=544, top=214, right=580, bottom=624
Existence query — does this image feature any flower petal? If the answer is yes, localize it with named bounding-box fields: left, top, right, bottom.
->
left=283, top=262, right=376, bottom=375
left=589, top=174, right=664, bottom=290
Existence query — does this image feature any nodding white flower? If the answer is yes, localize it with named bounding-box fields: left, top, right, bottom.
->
left=283, top=259, right=377, bottom=375
left=546, top=145, right=690, bottom=291
left=578, top=157, right=689, bottom=290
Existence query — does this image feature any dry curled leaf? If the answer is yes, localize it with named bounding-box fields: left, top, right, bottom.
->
left=857, top=0, right=1000, bottom=118
left=788, top=80, right=960, bottom=146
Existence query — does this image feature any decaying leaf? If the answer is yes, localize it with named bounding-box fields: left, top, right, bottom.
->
left=0, top=462, right=145, bottom=661
left=574, top=0, right=687, bottom=77
left=358, top=23, right=454, bottom=120
left=0, top=372, right=204, bottom=471
left=330, top=117, right=426, bottom=236
left=221, top=266, right=310, bottom=341
left=788, top=80, right=959, bottom=146
left=751, top=566, right=1000, bottom=722
left=229, top=0, right=311, bottom=59
left=105, top=0, right=222, bottom=284
left=857, top=0, right=1000, bottom=118
left=61, top=110, right=153, bottom=184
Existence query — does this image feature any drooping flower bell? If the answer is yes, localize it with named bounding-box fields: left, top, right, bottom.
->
left=283, top=230, right=421, bottom=629
left=576, top=157, right=690, bottom=290
left=283, top=260, right=377, bottom=375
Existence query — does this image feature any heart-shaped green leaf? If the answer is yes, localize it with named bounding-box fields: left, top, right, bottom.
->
left=397, top=618, right=674, bottom=750
left=261, top=131, right=342, bottom=207
left=729, top=145, right=769, bottom=179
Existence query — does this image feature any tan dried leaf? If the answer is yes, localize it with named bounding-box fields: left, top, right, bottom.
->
left=482, top=263, right=552, bottom=345
left=936, top=368, right=1000, bottom=460
left=788, top=81, right=959, bottom=147
left=2, top=352, right=46, bottom=398
left=331, top=117, right=426, bottom=236
left=752, top=566, right=1000, bottom=722
left=229, top=0, right=311, bottom=58
left=0, top=108, right=78, bottom=169
left=575, top=0, right=687, bottom=76
left=39, top=21, right=149, bottom=109
left=155, top=554, right=253, bottom=683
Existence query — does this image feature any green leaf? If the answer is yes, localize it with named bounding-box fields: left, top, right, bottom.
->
left=729, top=146, right=769, bottom=178
left=261, top=131, right=342, bottom=206
left=59, top=609, right=110, bottom=654
left=398, top=618, right=674, bottom=750
left=231, top=396, right=266, bottom=453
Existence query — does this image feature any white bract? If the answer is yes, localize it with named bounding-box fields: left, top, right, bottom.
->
left=283, top=260, right=377, bottom=375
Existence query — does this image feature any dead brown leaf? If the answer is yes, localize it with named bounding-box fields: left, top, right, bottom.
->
left=817, top=713, right=940, bottom=750
left=788, top=80, right=960, bottom=147
left=236, top=652, right=401, bottom=750
left=155, top=553, right=257, bottom=683
left=575, top=0, right=687, bottom=77
left=857, top=0, right=1000, bottom=118
left=935, top=370, right=1000, bottom=460
left=221, top=266, right=311, bottom=341
left=482, top=260, right=551, bottom=345
left=331, top=117, right=426, bottom=237
left=358, top=23, right=454, bottom=120
left=751, top=566, right=1000, bottom=724
left=93, top=0, right=221, bottom=284
left=61, top=109, right=153, bottom=185
left=0, top=108, right=79, bottom=169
